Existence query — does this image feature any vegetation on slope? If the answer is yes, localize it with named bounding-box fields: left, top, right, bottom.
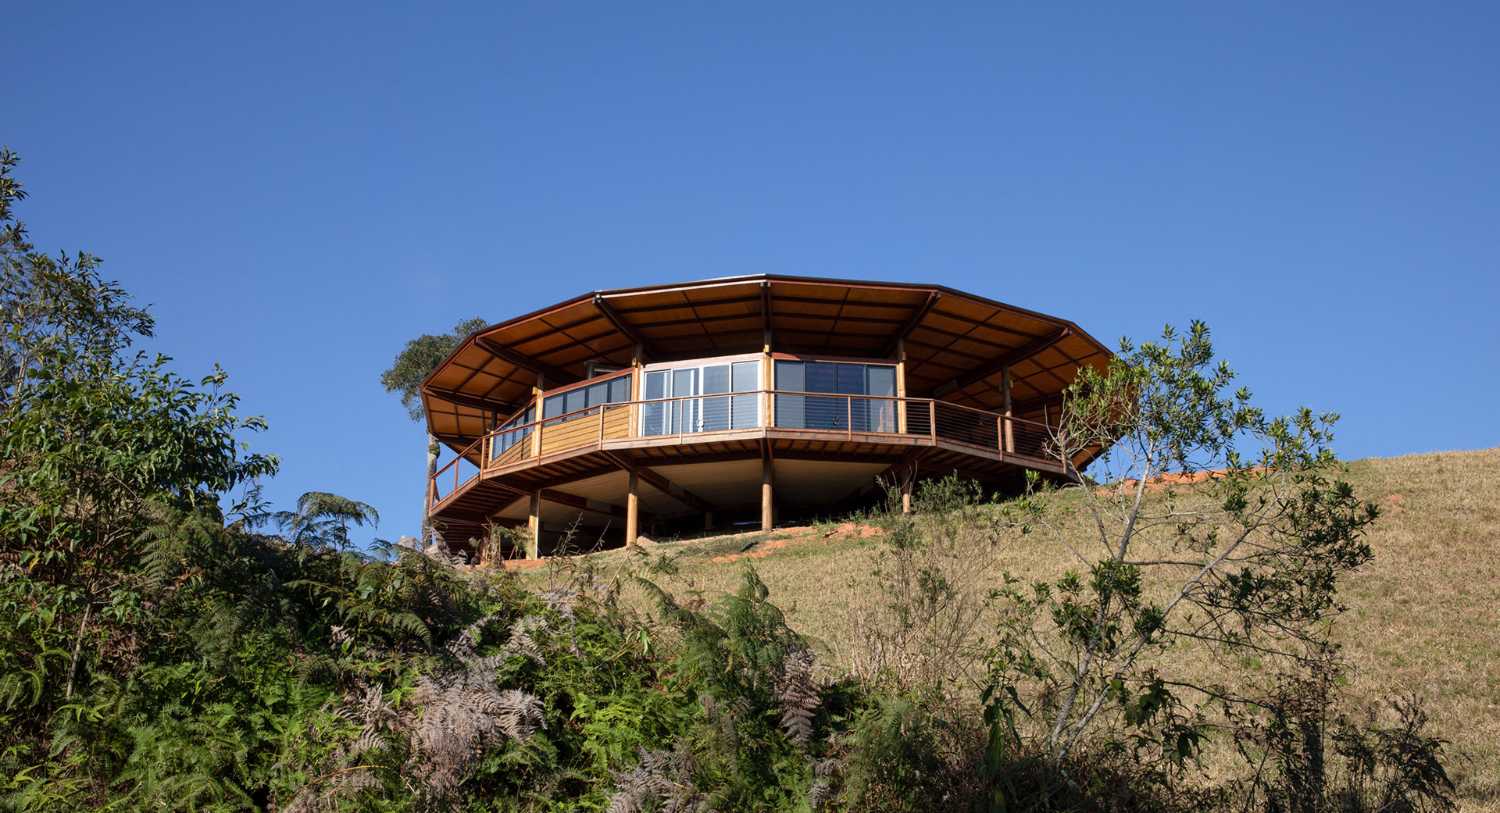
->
left=0, top=148, right=1473, bottom=811
left=570, top=448, right=1498, bottom=809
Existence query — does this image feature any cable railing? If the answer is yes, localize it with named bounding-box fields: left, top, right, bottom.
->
left=430, top=437, right=482, bottom=505
left=429, top=389, right=1061, bottom=508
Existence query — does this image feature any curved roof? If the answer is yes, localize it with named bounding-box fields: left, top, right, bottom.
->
left=421, top=274, right=1112, bottom=445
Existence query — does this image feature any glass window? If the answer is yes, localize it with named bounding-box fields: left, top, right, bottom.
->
left=731, top=360, right=759, bottom=429
left=701, top=364, right=730, bottom=432
left=775, top=360, right=805, bottom=429
left=773, top=360, right=898, bottom=432
left=608, top=375, right=631, bottom=403
left=803, top=362, right=843, bottom=429
left=564, top=387, right=586, bottom=416
left=865, top=366, right=897, bottom=432
left=643, top=371, right=669, bottom=436
left=641, top=360, right=765, bottom=435
left=490, top=405, right=534, bottom=460
left=540, top=372, right=633, bottom=426
left=671, top=368, right=696, bottom=434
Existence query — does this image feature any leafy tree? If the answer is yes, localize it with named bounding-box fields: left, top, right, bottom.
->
left=275, top=491, right=381, bottom=550
left=380, top=316, right=486, bottom=544
left=983, top=322, right=1380, bottom=776
left=0, top=147, right=153, bottom=409
left=0, top=148, right=279, bottom=804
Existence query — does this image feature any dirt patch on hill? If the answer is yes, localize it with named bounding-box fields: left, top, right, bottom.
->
left=484, top=521, right=884, bottom=571
left=708, top=522, right=881, bottom=564
left=1099, top=467, right=1266, bottom=495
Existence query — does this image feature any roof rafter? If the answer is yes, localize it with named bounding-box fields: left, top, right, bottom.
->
left=473, top=336, right=574, bottom=384
left=761, top=281, right=773, bottom=349
left=935, top=328, right=1071, bottom=396
left=426, top=386, right=521, bottom=415
left=593, top=295, right=655, bottom=360
left=882, top=290, right=941, bottom=358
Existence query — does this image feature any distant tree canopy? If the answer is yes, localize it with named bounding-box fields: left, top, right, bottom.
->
left=380, top=316, right=486, bottom=421
left=0, top=148, right=154, bottom=408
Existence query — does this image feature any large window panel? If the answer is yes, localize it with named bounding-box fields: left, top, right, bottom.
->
left=671, top=368, right=697, bottom=434
left=731, top=360, right=759, bottom=429
left=773, top=359, right=899, bottom=432
left=490, top=405, right=535, bottom=460
left=643, top=371, right=668, bottom=436
left=608, top=375, right=631, bottom=403
left=701, top=364, right=731, bottom=432
left=542, top=373, right=632, bottom=426
left=864, top=365, right=897, bottom=432
left=774, top=360, right=805, bottom=429
left=803, top=362, right=843, bottom=430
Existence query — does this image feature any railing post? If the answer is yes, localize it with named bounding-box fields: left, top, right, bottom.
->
left=997, top=414, right=1004, bottom=454
left=847, top=397, right=853, bottom=440
left=598, top=405, right=606, bottom=446
left=928, top=401, right=937, bottom=444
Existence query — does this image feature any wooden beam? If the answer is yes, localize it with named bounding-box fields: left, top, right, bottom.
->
left=626, top=470, right=640, bottom=545
left=526, top=491, right=541, bottom=559
left=857, top=447, right=927, bottom=506
left=601, top=451, right=718, bottom=515
left=425, top=386, right=520, bottom=415
left=593, top=295, right=655, bottom=361
left=761, top=450, right=775, bottom=531
left=761, top=281, right=774, bottom=351
left=634, top=467, right=716, bottom=515
left=611, top=292, right=763, bottom=315
left=1011, top=392, right=1066, bottom=418
left=474, top=336, right=575, bottom=385
left=1001, top=366, right=1015, bottom=454
left=882, top=291, right=940, bottom=358
left=935, top=328, right=1070, bottom=395
left=539, top=488, right=635, bottom=521
left=895, top=339, right=908, bottom=434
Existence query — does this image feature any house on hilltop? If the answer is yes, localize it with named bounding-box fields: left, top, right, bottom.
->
left=421, top=275, right=1110, bottom=558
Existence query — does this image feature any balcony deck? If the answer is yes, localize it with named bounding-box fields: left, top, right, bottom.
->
left=428, top=390, right=1069, bottom=539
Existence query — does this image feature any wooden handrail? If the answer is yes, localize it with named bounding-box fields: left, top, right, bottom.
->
left=469, top=390, right=1056, bottom=447
left=432, top=389, right=1065, bottom=506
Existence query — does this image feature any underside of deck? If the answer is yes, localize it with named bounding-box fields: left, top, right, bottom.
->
left=429, top=429, right=1062, bottom=547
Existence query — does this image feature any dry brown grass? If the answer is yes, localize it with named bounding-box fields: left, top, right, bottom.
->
left=519, top=448, right=1500, bottom=811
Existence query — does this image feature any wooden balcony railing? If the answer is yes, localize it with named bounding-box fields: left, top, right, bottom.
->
left=429, top=390, right=1059, bottom=509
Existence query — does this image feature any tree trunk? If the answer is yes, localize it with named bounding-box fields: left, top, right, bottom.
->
left=423, top=432, right=439, bottom=545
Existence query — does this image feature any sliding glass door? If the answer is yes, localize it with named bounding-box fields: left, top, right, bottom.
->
left=643, top=359, right=761, bottom=436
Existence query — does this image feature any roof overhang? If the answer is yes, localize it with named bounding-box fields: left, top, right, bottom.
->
left=420, top=274, right=1113, bottom=446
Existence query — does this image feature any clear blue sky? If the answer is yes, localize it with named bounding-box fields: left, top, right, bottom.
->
left=8, top=2, right=1498, bottom=546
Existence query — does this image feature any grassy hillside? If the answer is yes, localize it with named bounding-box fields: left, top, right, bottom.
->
left=521, top=448, right=1500, bottom=810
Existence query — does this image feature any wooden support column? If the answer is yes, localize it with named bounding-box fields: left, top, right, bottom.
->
left=704, top=511, right=715, bottom=532
left=625, top=469, right=640, bottom=546
left=901, top=476, right=913, bottom=514
left=762, top=281, right=774, bottom=428
left=526, top=490, right=541, bottom=559
left=760, top=452, right=774, bottom=531
left=529, top=375, right=546, bottom=459
left=1001, top=366, right=1014, bottom=454
left=895, top=338, right=909, bottom=434
left=629, top=345, right=644, bottom=438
